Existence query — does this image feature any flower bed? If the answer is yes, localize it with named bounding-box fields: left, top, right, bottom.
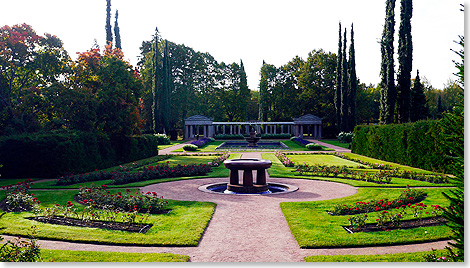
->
left=111, top=163, right=212, bottom=185
left=77, top=184, right=168, bottom=214
left=274, top=151, right=295, bottom=167
left=296, top=164, right=395, bottom=184
left=1, top=179, right=40, bottom=212
left=191, top=137, right=214, bottom=147
left=334, top=153, right=449, bottom=183
left=56, top=163, right=212, bottom=186
left=28, top=184, right=168, bottom=233
left=207, top=152, right=230, bottom=167
left=328, top=188, right=427, bottom=215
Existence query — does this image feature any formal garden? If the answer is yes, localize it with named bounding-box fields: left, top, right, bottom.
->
left=0, top=0, right=463, bottom=263
left=0, top=134, right=461, bottom=261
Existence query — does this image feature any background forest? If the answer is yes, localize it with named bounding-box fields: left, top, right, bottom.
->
left=0, top=22, right=462, bottom=139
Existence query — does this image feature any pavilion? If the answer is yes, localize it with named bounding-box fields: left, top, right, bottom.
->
left=183, top=114, right=322, bottom=140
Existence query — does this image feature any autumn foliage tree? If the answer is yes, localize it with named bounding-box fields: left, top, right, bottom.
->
left=0, top=24, right=69, bottom=134
left=68, top=43, right=144, bottom=136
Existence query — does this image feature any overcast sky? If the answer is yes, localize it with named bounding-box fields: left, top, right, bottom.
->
left=2, top=0, right=464, bottom=90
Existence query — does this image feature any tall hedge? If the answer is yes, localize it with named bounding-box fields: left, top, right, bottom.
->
left=0, top=131, right=159, bottom=178
left=351, top=120, right=449, bottom=173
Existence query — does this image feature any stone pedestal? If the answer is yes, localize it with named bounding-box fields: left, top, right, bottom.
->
left=223, top=159, right=272, bottom=193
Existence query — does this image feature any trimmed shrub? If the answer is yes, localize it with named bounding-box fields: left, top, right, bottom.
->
left=351, top=120, right=448, bottom=173
left=214, top=134, right=245, bottom=140
left=260, top=133, right=292, bottom=139
left=153, top=133, right=170, bottom=145
left=0, top=131, right=160, bottom=178
left=337, top=132, right=354, bottom=143
left=306, top=143, right=322, bottom=150
left=183, top=144, right=198, bottom=151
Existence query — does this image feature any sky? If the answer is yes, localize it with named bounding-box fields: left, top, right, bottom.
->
left=1, top=0, right=465, bottom=91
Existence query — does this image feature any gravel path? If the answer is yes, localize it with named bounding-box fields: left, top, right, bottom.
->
left=7, top=143, right=451, bottom=262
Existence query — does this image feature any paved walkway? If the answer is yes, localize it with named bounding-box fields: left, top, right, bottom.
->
left=9, top=142, right=451, bottom=262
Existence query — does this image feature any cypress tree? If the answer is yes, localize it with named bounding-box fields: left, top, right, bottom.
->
left=239, top=60, right=250, bottom=121
left=347, top=23, right=357, bottom=132
left=379, top=0, right=397, bottom=124
left=259, top=61, right=268, bottom=122
left=335, top=22, right=343, bottom=133
left=151, top=27, right=160, bottom=134
left=397, top=0, right=413, bottom=123
left=410, top=70, right=428, bottom=121
left=114, top=10, right=122, bottom=49
left=105, top=0, right=113, bottom=46
left=340, top=28, right=349, bottom=132
left=161, top=40, right=171, bottom=134
left=437, top=94, right=444, bottom=118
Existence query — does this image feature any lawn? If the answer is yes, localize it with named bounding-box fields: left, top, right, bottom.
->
left=305, top=249, right=449, bottom=262
left=158, top=140, right=187, bottom=151
left=31, top=153, right=241, bottom=189
left=40, top=249, right=189, bottom=262
left=281, top=187, right=452, bottom=248
left=0, top=190, right=215, bottom=246
left=319, top=139, right=350, bottom=149
left=262, top=153, right=453, bottom=188
left=287, top=154, right=363, bottom=167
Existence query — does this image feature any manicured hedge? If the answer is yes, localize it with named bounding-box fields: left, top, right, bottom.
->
left=0, top=131, right=160, bottom=178
left=351, top=120, right=449, bottom=173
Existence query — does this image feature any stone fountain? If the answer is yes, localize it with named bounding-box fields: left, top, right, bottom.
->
left=245, top=127, right=260, bottom=147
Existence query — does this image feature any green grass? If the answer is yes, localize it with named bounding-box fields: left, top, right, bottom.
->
left=31, top=153, right=242, bottom=189
left=305, top=249, right=449, bottom=262
left=262, top=153, right=453, bottom=187
left=281, top=187, right=452, bottom=248
left=319, top=139, right=350, bottom=149
left=172, top=141, right=225, bottom=152
left=287, top=154, right=363, bottom=167
left=1, top=190, right=215, bottom=246
left=158, top=140, right=187, bottom=150
left=40, top=249, right=189, bottom=262
left=342, top=153, right=435, bottom=174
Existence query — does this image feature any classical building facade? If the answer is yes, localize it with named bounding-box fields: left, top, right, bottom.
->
left=184, top=114, right=322, bottom=140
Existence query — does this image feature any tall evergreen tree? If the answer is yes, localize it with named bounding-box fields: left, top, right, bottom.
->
left=397, top=0, right=413, bottom=123
left=410, top=70, right=428, bottom=121
left=105, top=0, right=113, bottom=46
left=259, top=60, right=268, bottom=121
left=114, top=10, right=121, bottom=49
left=151, top=27, right=160, bottom=134
left=379, top=0, right=397, bottom=124
left=239, top=60, right=250, bottom=121
left=161, top=39, right=171, bottom=134
left=347, top=23, right=357, bottom=132
left=340, top=28, right=349, bottom=132
left=335, top=22, right=343, bottom=133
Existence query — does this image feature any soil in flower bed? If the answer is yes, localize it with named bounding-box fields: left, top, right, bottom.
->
left=27, top=216, right=154, bottom=233
left=343, top=217, right=446, bottom=233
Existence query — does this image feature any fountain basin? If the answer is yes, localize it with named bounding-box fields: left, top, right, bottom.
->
left=215, top=141, right=289, bottom=151
left=198, top=182, right=298, bottom=195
